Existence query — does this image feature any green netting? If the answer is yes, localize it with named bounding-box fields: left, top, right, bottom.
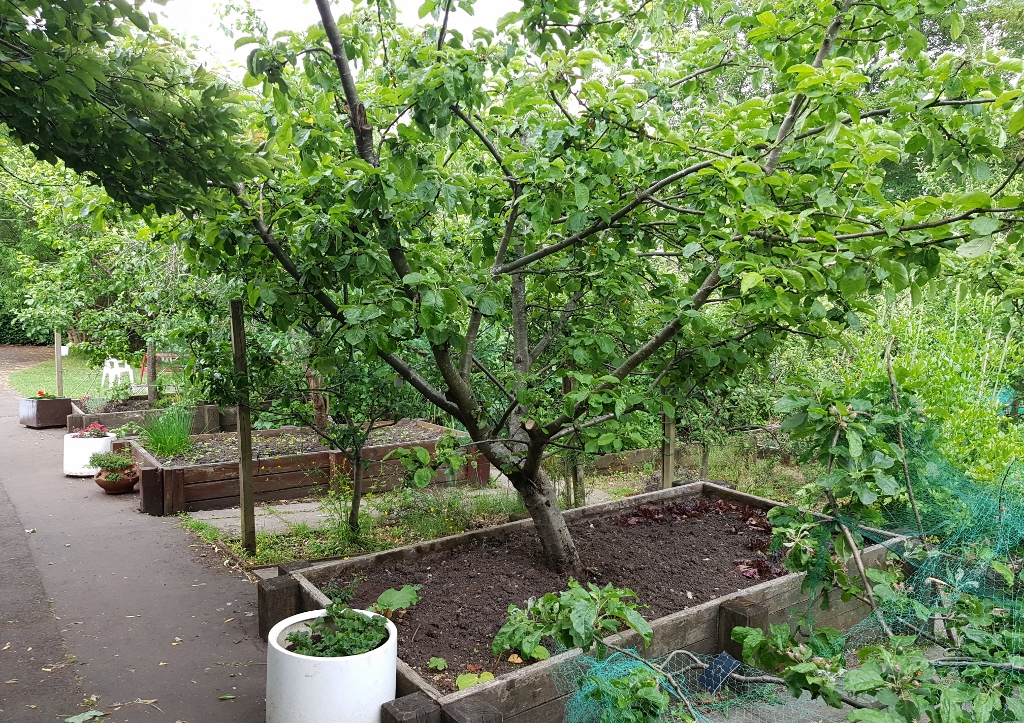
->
left=556, top=441, right=1024, bottom=722
left=555, top=648, right=848, bottom=723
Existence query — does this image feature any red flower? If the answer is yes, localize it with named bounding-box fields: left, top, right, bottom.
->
left=37, top=390, right=45, bottom=396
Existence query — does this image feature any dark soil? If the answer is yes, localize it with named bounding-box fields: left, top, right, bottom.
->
left=158, top=431, right=332, bottom=466
left=327, top=496, right=783, bottom=692
left=366, top=420, right=452, bottom=446
left=79, top=397, right=152, bottom=413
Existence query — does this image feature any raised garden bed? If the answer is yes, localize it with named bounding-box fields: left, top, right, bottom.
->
left=127, top=420, right=488, bottom=516
left=258, top=482, right=902, bottom=722
left=68, top=397, right=235, bottom=435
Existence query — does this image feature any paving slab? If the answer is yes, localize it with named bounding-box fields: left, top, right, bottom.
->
left=0, top=347, right=266, bottom=722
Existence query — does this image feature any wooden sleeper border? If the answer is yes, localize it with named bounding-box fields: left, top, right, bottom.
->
left=257, top=482, right=903, bottom=722
left=126, top=421, right=490, bottom=516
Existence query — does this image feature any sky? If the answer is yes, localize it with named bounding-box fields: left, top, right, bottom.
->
left=150, top=0, right=517, bottom=74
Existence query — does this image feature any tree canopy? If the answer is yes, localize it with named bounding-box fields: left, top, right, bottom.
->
left=2, top=0, right=1023, bottom=570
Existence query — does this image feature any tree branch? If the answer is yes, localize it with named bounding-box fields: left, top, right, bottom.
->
left=229, top=184, right=462, bottom=419
left=497, top=160, right=717, bottom=275
left=764, top=0, right=853, bottom=175
left=315, top=0, right=377, bottom=164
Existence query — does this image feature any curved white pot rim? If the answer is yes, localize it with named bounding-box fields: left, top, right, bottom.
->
left=268, top=609, right=397, bottom=662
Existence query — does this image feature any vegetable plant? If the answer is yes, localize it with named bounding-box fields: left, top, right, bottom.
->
left=285, top=598, right=389, bottom=658
left=370, top=584, right=422, bottom=619
left=492, top=579, right=653, bottom=662
left=427, top=657, right=447, bottom=671
left=455, top=671, right=494, bottom=690
left=140, top=407, right=193, bottom=458
left=584, top=666, right=670, bottom=723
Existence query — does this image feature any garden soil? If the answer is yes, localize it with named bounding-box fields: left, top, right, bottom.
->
left=331, top=497, right=781, bottom=692
left=0, top=346, right=267, bottom=722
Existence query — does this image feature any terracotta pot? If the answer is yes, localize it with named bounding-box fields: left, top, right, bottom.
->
left=94, top=466, right=140, bottom=495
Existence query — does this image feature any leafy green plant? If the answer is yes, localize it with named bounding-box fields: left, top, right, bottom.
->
left=140, top=406, right=193, bottom=458
left=386, top=445, right=436, bottom=488
left=370, top=584, right=422, bottom=619
left=104, top=472, right=123, bottom=483
left=492, top=579, right=652, bottom=662
left=115, top=421, right=144, bottom=439
left=427, top=656, right=447, bottom=671
left=87, top=451, right=135, bottom=471
left=584, top=666, right=670, bottom=723
left=285, top=599, right=389, bottom=658
left=455, top=671, right=494, bottom=690
left=321, top=576, right=361, bottom=604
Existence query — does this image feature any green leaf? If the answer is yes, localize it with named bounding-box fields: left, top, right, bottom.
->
left=428, top=656, right=447, bottom=670
left=956, top=191, right=992, bottom=210
left=412, top=467, right=433, bottom=488
left=740, top=272, right=763, bottom=294
left=847, top=710, right=906, bottom=723
left=574, top=182, right=590, bottom=211
left=948, top=12, right=964, bottom=40
left=956, top=236, right=995, bottom=258
left=64, top=713, right=107, bottom=723
left=374, top=584, right=422, bottom=613
left=477, top=296, right=498, bottom=316
left=456, top=672, right=494, bottom=690
left=844, top=668, right=886, bottom=693
left=233, top=36, right=259, bottom=49
left=992, top=560, right=1015, bottom=587
left=1010, top=107, right=1024, bottom=136
left=970, top=216, right=1001, bottom=236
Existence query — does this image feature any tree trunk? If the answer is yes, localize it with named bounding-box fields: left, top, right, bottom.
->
left=509, top=467, right=581, bottom=573
left=305, top=367, right=330, bottom=431
left=348, top=445, right=363, bottom=536
left=699, top=442, right=710, bottom=481
left=571, top=464, right=585, bottom=508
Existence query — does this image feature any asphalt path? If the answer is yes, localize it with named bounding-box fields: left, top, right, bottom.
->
left=0, top=346, right=266, bottom=723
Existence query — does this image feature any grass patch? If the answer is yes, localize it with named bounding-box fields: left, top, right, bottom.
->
left=176, top=486, right=530, bottom=566
left=8, top=352, right=123, bottom=399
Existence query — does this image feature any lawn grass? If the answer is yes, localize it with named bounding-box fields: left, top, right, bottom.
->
left=8, top=352, right=138, bottom=400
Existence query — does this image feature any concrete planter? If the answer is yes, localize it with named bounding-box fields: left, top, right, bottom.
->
left=20, top=397, right=73, bottom=429
left=258, top=483, right=902, bottom=723
left=64, top=432, right=116, bottom=476
left=266, top=609, right=398, bottom=723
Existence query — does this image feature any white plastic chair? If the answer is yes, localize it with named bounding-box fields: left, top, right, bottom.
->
left=101, top=358, right=135, bottom=389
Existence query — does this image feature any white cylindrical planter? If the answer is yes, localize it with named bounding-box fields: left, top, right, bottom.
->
left=63, top=433, right=116, bottom=476
left=266, top=609, right=397, bottom=723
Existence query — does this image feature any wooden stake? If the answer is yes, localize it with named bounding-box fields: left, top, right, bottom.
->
left=661, top=412, right=676, bottom=489
left=230, top=299, right=256, bottom=555
left=147, top=342, right=157, bottom=404
left=53, top=330, right=63, bottom=397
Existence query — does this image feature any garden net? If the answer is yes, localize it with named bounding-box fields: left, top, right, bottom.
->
left=556, top=442, right=1024, bottom=722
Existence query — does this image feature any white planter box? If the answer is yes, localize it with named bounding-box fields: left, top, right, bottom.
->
left=63, top=433, right=116, bottom=477
left=266, top=609, right=397, bottom=723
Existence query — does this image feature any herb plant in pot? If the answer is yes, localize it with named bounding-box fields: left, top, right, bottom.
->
left=63, top=423, right=116, bottom=476
left=266, top=585, right=420, bottom=723
left=89, top=452, right=139, bottom=494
